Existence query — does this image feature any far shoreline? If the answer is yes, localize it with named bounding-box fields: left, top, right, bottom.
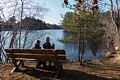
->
left=1, top=28, right=63, bottom=31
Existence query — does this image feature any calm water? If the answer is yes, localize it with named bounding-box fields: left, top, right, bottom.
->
left=2, top=29, right=105, bottom=61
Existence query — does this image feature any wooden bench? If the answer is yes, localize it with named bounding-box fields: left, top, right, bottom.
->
left=5, top=49, right=66, bottom=79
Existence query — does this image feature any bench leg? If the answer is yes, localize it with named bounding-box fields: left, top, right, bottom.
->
left=54, top=62, right=62, bottom=79
left=20, top=60, right=25, bottom=67
left=11, top=61, right=21, bottom=73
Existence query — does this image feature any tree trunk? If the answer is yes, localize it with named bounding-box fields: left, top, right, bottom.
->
left=22, top=27, right=29, bottom=48
left=9, top=31, right=17, bottom=48
left=0, top=23, right=2, bottom=62
left=78, top=36, right=81, bottom=62
left=116, top=0, right=120, bottom=47
left=19, top=0, right=24, bottom=48
left=109, top=0, right=120, bottom=48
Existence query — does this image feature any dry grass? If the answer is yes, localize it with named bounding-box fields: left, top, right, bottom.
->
left=0, top=55, right=120, bottom=80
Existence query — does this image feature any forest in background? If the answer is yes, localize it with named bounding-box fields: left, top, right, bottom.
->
left=1, top=16, right=62, bottom=30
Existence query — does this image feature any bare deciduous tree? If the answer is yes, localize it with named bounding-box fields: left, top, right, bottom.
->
left=0, top=0, right=48, bottom=62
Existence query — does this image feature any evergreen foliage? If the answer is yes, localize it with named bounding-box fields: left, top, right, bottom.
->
left=61, top=11, right=105, bottom=56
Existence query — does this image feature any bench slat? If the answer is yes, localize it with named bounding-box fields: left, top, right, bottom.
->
left=5, top=49, right=66, bottom=54
left=7, top=53, right=66, bottom=61
left=5, top=49, right=53, bottom=54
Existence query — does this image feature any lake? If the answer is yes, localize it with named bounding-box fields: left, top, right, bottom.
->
left=2, top=29, right=105, bottom=61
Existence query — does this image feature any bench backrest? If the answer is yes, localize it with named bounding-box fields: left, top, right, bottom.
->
left=5, top=49, right=66, bottom=62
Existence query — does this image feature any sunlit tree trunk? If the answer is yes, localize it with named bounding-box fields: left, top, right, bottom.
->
left=0, top=18, right=2, bottom=62
left=9, top=26, right=18, bottom=48
left=115, top=0, right=120, bottom=48
left=9, top=0, right=18, bottom=48
left=109, top=0, right=120, bottom=49
left=22, top=26, right=29, bottom=48
left=18, top=0, right=24, bottom=48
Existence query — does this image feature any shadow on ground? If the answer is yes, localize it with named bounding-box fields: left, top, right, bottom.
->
left=19, top=66, right=56, bottom=80
left=83, top=61, right=120, bottom=72
left=18, top=67, right=119, bottom=80
left=60, top=69, right=119, bottom=80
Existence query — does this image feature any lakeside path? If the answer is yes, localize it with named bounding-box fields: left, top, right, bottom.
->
left=0, top=55, right=120, bottom=80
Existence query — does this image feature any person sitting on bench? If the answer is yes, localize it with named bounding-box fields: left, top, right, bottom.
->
left=33, top=40, right=46, bottom=68
left=43, top=35, right=55, bottom=67
left=43, top=35, right=55, bottom=49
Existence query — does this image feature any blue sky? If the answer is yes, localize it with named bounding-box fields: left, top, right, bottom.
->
left=1, top=0, right=119, bottom=25
left=38, top=0, right=111, bottom=25
left=0, top=0, right=71, bottom=24
left=38, top=0, right=71, bottom=25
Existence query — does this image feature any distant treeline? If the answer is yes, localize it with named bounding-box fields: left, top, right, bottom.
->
left=2, top=17, right=62, bottom=30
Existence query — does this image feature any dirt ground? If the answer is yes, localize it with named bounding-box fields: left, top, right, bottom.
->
left=0, top=55, right=120, bottom=80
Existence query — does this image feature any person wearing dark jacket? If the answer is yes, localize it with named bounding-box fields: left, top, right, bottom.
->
left=43, top=36, right=55, bottom=49
left=33, top=40, right=41, bottom=49
left=33, top=40, right=46, bottom=68
left=43, top=36, right=55, bottom=67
